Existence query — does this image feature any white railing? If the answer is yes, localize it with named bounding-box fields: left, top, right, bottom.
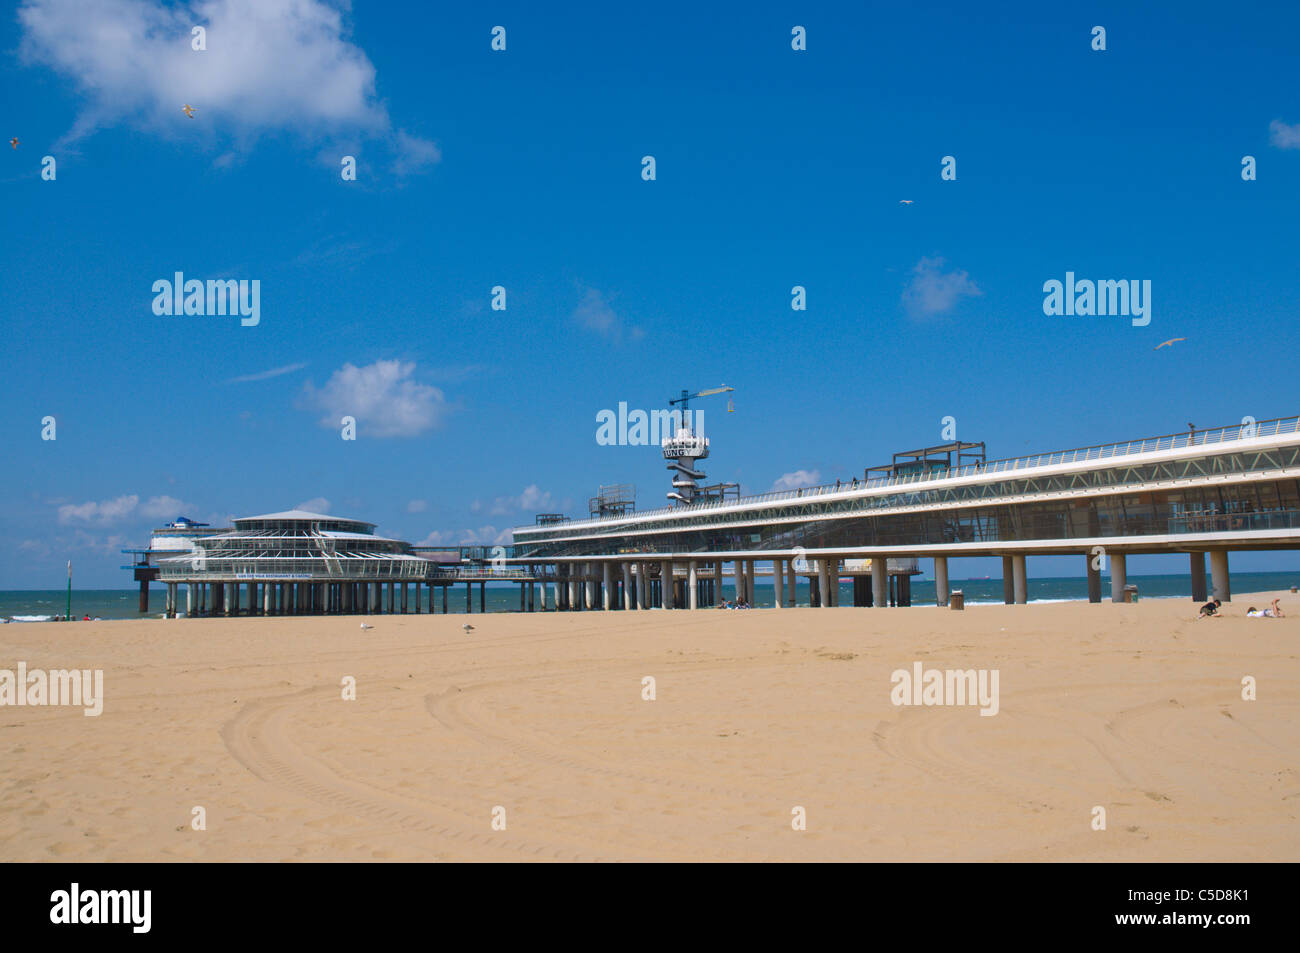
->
left=518, top=415, right=1300, bottom=533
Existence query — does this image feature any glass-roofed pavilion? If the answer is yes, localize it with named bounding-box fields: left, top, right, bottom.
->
left=154, top=509, right=435, bottom=617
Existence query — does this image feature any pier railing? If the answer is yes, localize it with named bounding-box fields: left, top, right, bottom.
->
left=528, top=415, right=1300, bottom=531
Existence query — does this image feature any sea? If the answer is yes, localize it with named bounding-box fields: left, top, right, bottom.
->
left=3, top=572, right=1297, bottom=621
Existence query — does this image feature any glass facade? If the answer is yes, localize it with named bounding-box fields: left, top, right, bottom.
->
left=157, top=515, right=431, bottom=581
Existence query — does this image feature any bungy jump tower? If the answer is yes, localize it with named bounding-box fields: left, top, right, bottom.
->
left=662, top=385, right=733, bottom=505
left=663, top=422, right=710, bottom=504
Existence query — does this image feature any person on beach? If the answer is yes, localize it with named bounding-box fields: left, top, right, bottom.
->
left=1197, top=597, right=1222, bottom=619
left=1246, top=599, right=1284, bottom=618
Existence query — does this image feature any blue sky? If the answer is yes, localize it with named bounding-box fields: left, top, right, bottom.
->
left=2, top=0, right=1298, bottom=587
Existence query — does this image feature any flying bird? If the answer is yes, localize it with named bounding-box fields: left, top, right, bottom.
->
left=182, top=104, right=195, bottom=119
left=898, top=199, right=913, bottom=205
left=1153, top=337, right=1186, bottom=350
left=462, top=623, right=475, bottom=634
left=8, top=138, right=17, bottom=150
left=359, top=622, right=373, bottom=630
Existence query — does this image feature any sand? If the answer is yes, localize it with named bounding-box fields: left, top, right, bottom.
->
left=1, top=591, right=1297, bottom=862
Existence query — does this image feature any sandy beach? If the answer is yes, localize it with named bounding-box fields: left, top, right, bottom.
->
left=1, top=591, right=1296, bottom=862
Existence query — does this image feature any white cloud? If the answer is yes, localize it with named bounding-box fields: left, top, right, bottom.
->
left=489, top=484, right=553, bottom=515
left=18, top=0, right=439, bottom=173
left=57, top=494, right=140, bottom=524
left=226, top=362, right=308, bottom=384
left=67, top=531, right=131, bottom=556
left=1270, top=119, right=1300, bottom=150
left=416, top=529, right=456, bottom=547
left=294, top=497, right=331, bottom=514
left=572, top=286, right=644, bottom=341
left=406, top=499, right=428, bottom=513
left=771, top=470, right=820, bottom=491
left=140, top=495, right=197, bottom=519
left=417, top=526, right=512, bottom=547
left=901, top=257, right=981, bottom=318
left=297, top=360, right=450, bottom=437
left=390, top=129, right=441, bottom=175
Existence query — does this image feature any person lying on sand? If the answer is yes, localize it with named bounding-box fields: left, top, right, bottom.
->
left=1246, top=599, right=1284, bottom=618
left=1197, top=597, right=1222, bottom=619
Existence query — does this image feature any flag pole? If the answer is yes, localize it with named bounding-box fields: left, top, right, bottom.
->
left=66, top=560, right=72, bottom=622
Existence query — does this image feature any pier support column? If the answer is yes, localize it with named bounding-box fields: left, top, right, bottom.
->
left=934, top=556, right=949, bottom=607
left=1086, top=554, right=1102, bottom=603
left=638, top=564, right=649, bottom=610
left=540, top=576, right=549, bottom=611
left=263, top=584, right=271, bottom=615
left=586, top=565, right=596, bottom=610
left=1190, top=552, right=1207, bottom=602
left=787, top=560, right=797, bottom=607
left=774, top=560, right=785, bottom=608
left=1001, top=556, right=1014, bottom=604
left=466, top=581, right=472, bottom=613
left=442, top=585, right=447, bottom=614
left=1012, top=554, right=1028, bottom=605
left=1110, top=553, right=1127, bottom=603
left=713, top=561, right=723, bottom=605
left=480, top=581, right=486, bottom=614
left=602, top=563, right=613, bottom=610
left=622, top=563, right=632, bottom=610
left=1209, top=550, right=1230, bottom=602
left=661, top=561, right=672, bottom=609
left=688, top=561, right=698, bottom=610
left=872, top=556, right=887, bottom=607
left=401, top=582, right=408, bottom=614
left=817, top=560, right=831, bottom=608
left=228, top=583, right=238, bottom=617
left=186, top=584, right=195, bottom=617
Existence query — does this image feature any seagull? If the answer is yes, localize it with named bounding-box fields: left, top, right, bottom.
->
left=1153, top=337, right=1186, bottom=350
left=898, top=199, right=913, bottom=205
left=359, top=622, right=373, bottom=630
left=182, top=104, right=195, bottom=119
left=462, top=623, right=475, bottom=634
left=8, top=138, right=17, bottom=150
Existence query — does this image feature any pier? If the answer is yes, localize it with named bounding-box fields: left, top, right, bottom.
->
left=509, top=415, right=1300, bottom=610
left=125, top=416, right=1300, bottom=616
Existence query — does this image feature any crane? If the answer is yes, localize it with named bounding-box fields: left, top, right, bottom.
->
left=668, top=384, right=735, bottom=416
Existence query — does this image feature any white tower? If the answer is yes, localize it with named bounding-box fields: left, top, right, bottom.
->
left=663, top=416, right=709, bottom=504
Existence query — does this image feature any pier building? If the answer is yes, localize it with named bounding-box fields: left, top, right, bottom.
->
left=509, top=415, right=1300, bottom=610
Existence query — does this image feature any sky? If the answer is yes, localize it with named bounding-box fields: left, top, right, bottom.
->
left=1, top=0, right=1298, bottom=587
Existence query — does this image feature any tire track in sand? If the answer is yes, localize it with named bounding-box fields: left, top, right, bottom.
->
left=221, top=685, right=647, bottom=861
